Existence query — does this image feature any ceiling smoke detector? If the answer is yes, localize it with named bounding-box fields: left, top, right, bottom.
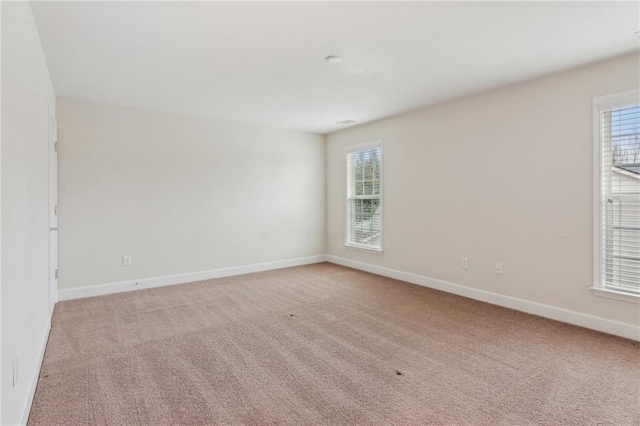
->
left=335, top=119, right=357, bottom=125
left=325, top=55, right=342, bottom=64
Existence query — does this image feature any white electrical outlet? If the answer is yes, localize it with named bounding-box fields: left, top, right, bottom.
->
left=495, top=262, right=503, bottom=275
left=460, top=257, right=468, bottom=269
left=12, top=356, right=18, bottom=387
left=122, top=255, right=132, bottom=266
left=309, top=237, right=316, bottom=246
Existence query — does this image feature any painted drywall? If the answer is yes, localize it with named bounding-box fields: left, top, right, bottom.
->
left=57, top=98, right=325, bottom=291
left=1, top=2, right=56, bottom=425
left=326, top=53, right=640, bottom=328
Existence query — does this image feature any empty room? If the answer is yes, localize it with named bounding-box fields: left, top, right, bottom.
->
left=1, top=1, right=639, bottom=425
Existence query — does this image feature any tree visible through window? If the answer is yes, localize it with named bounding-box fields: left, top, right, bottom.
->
left=596, top=93, right=640, bottom=296
left=346, top=142, right=382, bottom=251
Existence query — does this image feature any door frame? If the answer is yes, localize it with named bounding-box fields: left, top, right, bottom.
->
left=49, top=110, right=58, bottom=313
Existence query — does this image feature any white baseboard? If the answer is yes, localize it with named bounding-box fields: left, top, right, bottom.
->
left=19, top=317, right=52, bottom=426
left=56, top=253, right=639, bottom=341
left=326, top=255, right=640, bottom=342
left=58, top=255, right=328, bottom=301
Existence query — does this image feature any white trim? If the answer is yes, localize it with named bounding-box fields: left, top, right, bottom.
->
left=593, top=94, right=602, bottom=294
left=344, top=139, right=382, bottom=153
left=20, top=317, right=52, bottom=426
left=593, top=89, right=639, bottom=111
left=343, top=243, right=383, bottom=255
left=591, top=287, right=640, bottom=304
left=58, top=255, right=327, bottom=301
left=327, top=255, right=640, bottom=342
left=48, top=110, right=58, bottom=315
left=592, top=89, right=640, bottom=296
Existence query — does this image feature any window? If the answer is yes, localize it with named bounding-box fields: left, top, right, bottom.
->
left=594, top=90, right=640, bottom=300
left=345, top=141, right=382, bottom=252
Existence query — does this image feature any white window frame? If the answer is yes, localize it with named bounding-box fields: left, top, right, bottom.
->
left=592, top=89, right=640, bottom=303
left=344, top=140, right=383, bottom=253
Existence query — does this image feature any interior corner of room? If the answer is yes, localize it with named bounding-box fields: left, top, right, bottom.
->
left=1, top=1, right=639, bottom=425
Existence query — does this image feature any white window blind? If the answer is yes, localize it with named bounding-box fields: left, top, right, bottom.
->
left=345, top=141, right=382, bottom=251
left=595, top=91, right=640, bottom=296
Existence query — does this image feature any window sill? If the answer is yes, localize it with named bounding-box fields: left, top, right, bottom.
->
left=344, top=244, right=383, bottom=255
left=591, top=287, right=640, bottom=304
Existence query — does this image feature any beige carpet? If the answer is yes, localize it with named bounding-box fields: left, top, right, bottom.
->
left=29, top=263, right=640, bottom=425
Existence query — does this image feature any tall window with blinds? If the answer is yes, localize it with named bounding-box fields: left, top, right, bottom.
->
left=345, top=141, right=382, bottom=251
left=595, top=91, right=640, bottom=297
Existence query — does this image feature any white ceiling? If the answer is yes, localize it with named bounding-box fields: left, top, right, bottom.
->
left=31, top=1, right=639, bottom=134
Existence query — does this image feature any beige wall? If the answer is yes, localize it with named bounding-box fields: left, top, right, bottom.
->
left=57, top=98, right=325, bottom=290
left=326, top=53, right=640, bottom=327
left=1, top=2, right=56, bottom=424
